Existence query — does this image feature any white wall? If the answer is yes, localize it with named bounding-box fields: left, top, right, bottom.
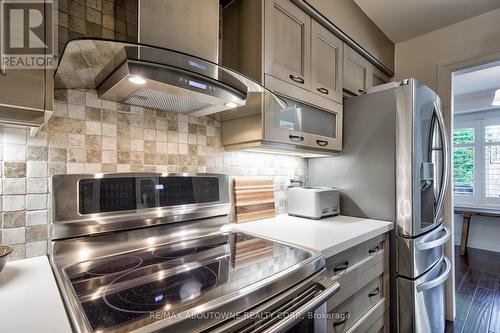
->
left=454, top=214, right=500, bottom=252
left=395, top=8, right=500, bottom=91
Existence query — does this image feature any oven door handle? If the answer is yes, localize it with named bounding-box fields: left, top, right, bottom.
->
left=261, top=281, right=340, bottom=333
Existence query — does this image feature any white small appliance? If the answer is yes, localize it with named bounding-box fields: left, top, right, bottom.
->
left=287, top=187, right=340, bottom=219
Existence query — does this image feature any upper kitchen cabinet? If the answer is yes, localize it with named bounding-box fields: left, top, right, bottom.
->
left=0, top=0, right=53, bottom=126
left=304, top=0, right=394, bottom=74
left=223, top=0, right=343, bottom=106
left=343, top=44, right=391, bottom=97
left=310, top=21, right=343, bottom=102
left=343, top=44, right=371, bottom=96
left=264, top=0, right=311, bottom=90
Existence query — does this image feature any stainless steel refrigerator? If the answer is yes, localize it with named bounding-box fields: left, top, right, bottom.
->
left=308, top=78, right=452, bottom=333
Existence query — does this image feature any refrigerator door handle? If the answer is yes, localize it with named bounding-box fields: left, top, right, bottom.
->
left=416, top=257, right=451, bottom=292
left=416, top=226, right=451, bottom=251
left=433, top=99, right=450, bottom=220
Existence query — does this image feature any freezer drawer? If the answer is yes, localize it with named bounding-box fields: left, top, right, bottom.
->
left=397, top=256, right=451, bottom=333
left=397, top=224, right=450, bottom=278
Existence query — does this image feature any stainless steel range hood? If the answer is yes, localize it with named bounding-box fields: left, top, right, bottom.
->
left=54, top=1, right=285, bottom=117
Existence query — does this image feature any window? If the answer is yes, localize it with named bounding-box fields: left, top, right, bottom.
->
left=454, top=117, right=500, bottom=207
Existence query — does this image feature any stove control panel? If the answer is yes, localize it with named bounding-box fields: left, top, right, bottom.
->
left=79, top=176, right=220, bottom=214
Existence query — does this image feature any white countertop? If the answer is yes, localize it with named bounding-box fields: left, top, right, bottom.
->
left=0, top=256, right=72, bottom=333
left=224, top=214, right=394, bottom=258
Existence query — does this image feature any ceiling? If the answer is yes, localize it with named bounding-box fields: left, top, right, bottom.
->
left=354, top=0, right=500, bottom=43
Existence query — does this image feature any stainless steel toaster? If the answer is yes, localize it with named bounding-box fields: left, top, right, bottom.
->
left=287, top=187, right=340, bottom=219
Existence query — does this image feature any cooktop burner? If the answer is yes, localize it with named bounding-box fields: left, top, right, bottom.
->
left=63, top=233, right=312, bottom=332
left=103, top=263, right=219, bottom=314
left=86, top=256, right=143, bottom=276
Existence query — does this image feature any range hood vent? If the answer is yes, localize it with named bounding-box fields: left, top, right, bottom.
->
left=54, top=39, right=286, bottom=117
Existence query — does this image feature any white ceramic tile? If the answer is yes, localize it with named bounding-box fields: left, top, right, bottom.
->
left=144, top=130, right=156, bottom=141
left=3, top=144, right=26, bottom=161
left=2, top=228, right=25, bottom=245
left=131, top=140, right=144, bottom=151
left=67, top=163, right=85, bottom=174
left=156, top=130, right=167, bottom=141
left=85, top=92, right=101, bottom=108
left=167, top=131, right=178, bottom=142
left=102, top=123, right=117, bottom=137
left=102, top=137, right=117, bottom=150
left=178, top=122, right=188, bottom=133
left=54, top=102, right=68, bottom=117
left=26, top=194, right=47, bottom=210
left=26, top=241, right=47, bottom=257
left=3, top=195, right=26, bottom=211
left=68, top=104, right=85, bottom=119
left=179, top=144, right=188, bottom=155
left=188, top=134, right=197, bottom=144
left=67, top=90, right=85, bottom=105
left=84, top=163, right=101, bottom=173
left=28, top=131, right=48, bottom=147
left=156, top=143, right=168, bottom=154
left=178, top=133, right=188, bottom=144
left=26, top=210, right=48, bottom=226
left=27, top=161, right=48, bottom=177
left=167, top=143, right=178, bottom=154
left=86, top=121, right=101, bottom=135
left=27, top=178, right=48, bottom=193
left=68, top=133, right=85, bottom=147
left=117, top=164, right=131, bottom=172
left=197, top=135, right=206, bottom=146
left=3, top=178, right=26, bottom=195
left=3, top=128, right=27, bottom=144
left=102, top=150, right=117, bottom=164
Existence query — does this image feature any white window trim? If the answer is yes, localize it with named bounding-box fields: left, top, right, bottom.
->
left=453, top=120, right=481, bottom=206
left=453, top=115, right=500, bottom=209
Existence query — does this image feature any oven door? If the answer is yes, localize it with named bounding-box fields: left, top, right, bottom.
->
left=213, top=273, right=340, bottom=333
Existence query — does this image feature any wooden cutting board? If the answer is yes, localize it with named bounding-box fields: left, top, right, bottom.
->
left=233, top=178, right=276, bottom=223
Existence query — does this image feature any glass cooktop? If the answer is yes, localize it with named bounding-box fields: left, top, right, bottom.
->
left=63, top=233, right=313, bottom=332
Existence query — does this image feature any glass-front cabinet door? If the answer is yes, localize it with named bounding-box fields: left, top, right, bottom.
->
left=264, top=94, right=342, bottom=151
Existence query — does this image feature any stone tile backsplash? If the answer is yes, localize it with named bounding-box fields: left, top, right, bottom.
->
left=0, top=89, right=306, bottom=261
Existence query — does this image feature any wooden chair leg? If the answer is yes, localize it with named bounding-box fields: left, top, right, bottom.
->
left=460, top=215, right=471, bottom=256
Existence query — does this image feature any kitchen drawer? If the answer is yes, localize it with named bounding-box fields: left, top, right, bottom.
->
left=328, top=264, right=384, bottom=332
left=344, top=299, right=387, bottom=333
left=326, top=234, right=387, bottom=286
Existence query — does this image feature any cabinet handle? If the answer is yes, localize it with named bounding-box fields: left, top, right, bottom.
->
left=333, top=261, right=349, bottom=274
left=289, top=135, right=304, bottom=142
left=332, top=312, right=350, bottom=327
left=358, top=89, right=367, bottom=94
left=368, top=287, right=380, bottom=297
left=368, top=246, right=380, bottom=255
left=316, top=139, right=328, bottom=147
left=317, top=87, right=329, bottom=95
left=289, top=74, right=305, bottom=84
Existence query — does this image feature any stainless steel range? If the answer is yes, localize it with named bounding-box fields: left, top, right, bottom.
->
left=49, top=173, right=339, bottom=333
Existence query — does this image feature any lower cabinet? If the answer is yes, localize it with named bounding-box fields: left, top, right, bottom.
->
left=325, top=233, right=390, bottom=333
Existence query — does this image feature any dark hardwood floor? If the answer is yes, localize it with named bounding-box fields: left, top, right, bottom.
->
left=445, top=246, right=500, bottom=333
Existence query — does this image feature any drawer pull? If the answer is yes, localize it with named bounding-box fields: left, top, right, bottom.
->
left=333, top=261, right=349, bottom=274
left=316, top=139, right=329, bottom=147
left=368, top=287, right=380, bottom=297
left=289, top=74, right=305, bottom=84
left=332, top=312, right=350, bottom=327
left=289, top=135, right=304, bottom=142
left=358, top=89, right=367, bottom=94
left=317, top=87, right=329, bottom=95
left=368, top=246, right=380, bottom=255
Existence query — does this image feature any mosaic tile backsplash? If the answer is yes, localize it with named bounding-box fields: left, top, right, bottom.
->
left=0, top=89, right=306, bottom=261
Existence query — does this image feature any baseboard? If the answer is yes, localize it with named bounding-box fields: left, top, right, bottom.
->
left=454, top=239, right=500, bottom=253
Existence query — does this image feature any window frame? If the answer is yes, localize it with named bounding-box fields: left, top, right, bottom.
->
left=453, top=120, right=482, bottom=206
left=453, top=114, right=500, bottom=208
left=482, top=116, right=500, bottom=206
